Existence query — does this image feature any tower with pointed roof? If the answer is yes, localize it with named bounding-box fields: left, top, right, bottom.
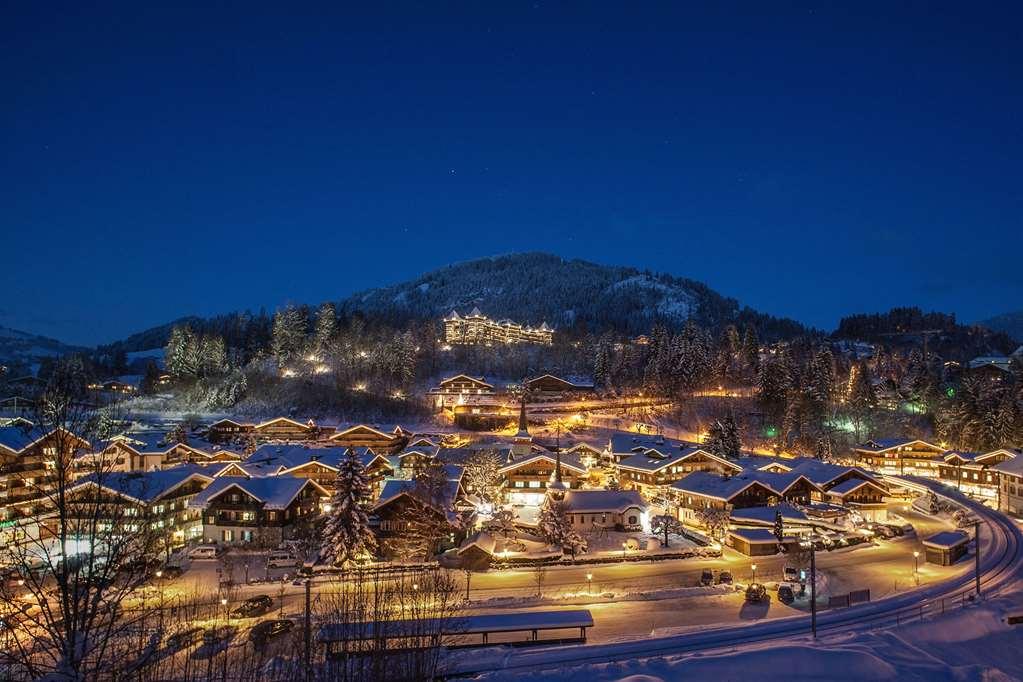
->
left=547, top=425, right=568, bottom=500
left=512, top=394, right=532, bottom=457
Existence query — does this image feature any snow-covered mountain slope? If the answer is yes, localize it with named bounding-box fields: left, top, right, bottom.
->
left=340, top=253, right=807, bottom=338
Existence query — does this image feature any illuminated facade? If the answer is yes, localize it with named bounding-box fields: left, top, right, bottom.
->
left=443, top=308, right=553, bottom=345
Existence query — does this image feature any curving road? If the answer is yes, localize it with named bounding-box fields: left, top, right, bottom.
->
left=444, top=477, right=1023, bottom=677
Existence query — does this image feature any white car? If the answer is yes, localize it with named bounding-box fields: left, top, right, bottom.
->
left=266, top=551, right=299, bottom=569
left=189, top=545, right=220, bottom=560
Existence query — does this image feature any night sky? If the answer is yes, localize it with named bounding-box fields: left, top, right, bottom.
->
left=3, top=3, right=1021, bottom=345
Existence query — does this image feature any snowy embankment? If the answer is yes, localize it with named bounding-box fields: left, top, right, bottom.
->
left=472, top=595, right=1023, bottom=681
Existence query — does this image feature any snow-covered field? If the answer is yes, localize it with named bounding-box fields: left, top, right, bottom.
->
left=476, top=595, right=1023, bottom=681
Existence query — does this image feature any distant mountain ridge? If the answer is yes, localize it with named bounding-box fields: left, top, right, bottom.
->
left=338, top=253, right=810, bottom=339
left=13, top=253, right=815, bottom=358
left=0, top=326, right=87, bottom=372
left=978, top=311, right=1023, bottom=344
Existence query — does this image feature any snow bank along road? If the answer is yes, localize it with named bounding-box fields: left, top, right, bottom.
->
left=445, top=477, right=1023, bottom=678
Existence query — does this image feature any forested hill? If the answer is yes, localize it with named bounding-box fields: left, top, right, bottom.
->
left=978, top=310, right=1023, bottom=345
left=339, top=253, right=809, bottom=340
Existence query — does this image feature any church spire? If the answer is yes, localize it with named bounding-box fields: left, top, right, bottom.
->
left=515, top=394, right=529, bottom=438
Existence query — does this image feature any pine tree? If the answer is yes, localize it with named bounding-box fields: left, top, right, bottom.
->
left=773, top=509, right=784, bottom=542
left=741, top=325, right=760, bottom=380
left=705, top=414, right=741, bottom=459
left=538, top=499, right=571, bottom=547
left=313, top=302, right=337, bottom=353
left=321, top=449, right=377, bottom=566
left=271, top=305, right=307, bottom=368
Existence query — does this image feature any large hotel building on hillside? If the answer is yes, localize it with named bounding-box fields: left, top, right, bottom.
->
left=443, top=308, right=553, bottom=345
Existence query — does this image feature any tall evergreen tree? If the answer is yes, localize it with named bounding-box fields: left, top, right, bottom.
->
left=705, top=413, right=741, bottom=459
left=321, top=449, right=377, bottom=566
left=271, top=305, right=307, bottom=368
left=313, top=302, right=337, bottom=352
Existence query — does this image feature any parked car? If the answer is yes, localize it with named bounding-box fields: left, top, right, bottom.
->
left=267, top=551, right=300, bottom=569
left=745, top=583, right=768, bottom=603
left=716, top=570, right=733, bottom=585
left=189, top=545, right=221, bottom=560
left=700, top=569, right=714, bottom=586
left=166, top=627, right=204, bottom=651
left=249, top=618, right=295, bottom=644
left=783, top=566, right=798, bottom=583
left=232, top=595, right=273, bottom=618
left=777, top=584, right=795, bottom=604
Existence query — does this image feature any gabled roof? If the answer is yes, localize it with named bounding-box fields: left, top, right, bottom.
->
left=437, top=374, right=493, bottom=389
left=756, top=461, right=793, bottom=473
left=525, top=374, right=593, bottom=390
left=330, top=424, right=400, bottom=441
left=608, top=432, right=690, bottom=455
left=991, top=455, right=1023, bottom=477
left=209, top=418, right=250, bottom=429
left=188, top=476, right=327, bottom=510
left=943, top=450, right=981, bottom=463
left=670, top=471, right=778, bottom=501
left=617, top=446, right=741, bottom=474
left=0, top=425, right=89, bottom=454
left=975, top=448, right=1021, bottom=464
left=853, top=438, right=944, bottom=453
left=826, top=478, right=889, bottom=498
left=253, top=416, right=311, bottom=431
left=562, top=490, right=647, bottom=515
left=498, top=451, right=587, bottom=475
left=372, top=478, right=460, bottom=521
left=73, top=467, right=213, bottom=505
left=786, top=459, right=883, bottom=488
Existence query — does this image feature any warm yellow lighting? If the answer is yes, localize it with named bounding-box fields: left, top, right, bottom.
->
left=220, top=598, right=228, bottom=606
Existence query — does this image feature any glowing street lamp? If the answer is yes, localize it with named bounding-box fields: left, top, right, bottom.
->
left=586, top=573, right=593, bottom=594
left=913, top=551, right=920, bottom=584
left=751, top=563, right=758, bottom=583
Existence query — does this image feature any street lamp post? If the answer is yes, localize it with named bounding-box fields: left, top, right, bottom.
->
left=751, top=563, right=757, bottom=584
left=586, top=573, right=593, bottom=594
left=913, top=550, right=920, bottom=585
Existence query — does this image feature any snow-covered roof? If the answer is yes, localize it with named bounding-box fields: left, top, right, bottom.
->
left=617, top=446, right=740, bottom=473
left=73, top=467, right=213, bottom=505
left=826, top=478, right=887, bottom=497
left=0, top=423, right=48, bottom=452
left=0, top=425, right=87, bottom=454
left=671, top=471, right=776, bottom=501
left=562, top=489, right=647, bottom=515
left=373, top=478, right=460, bottom=519
left=458, top=531, right=498, bottom=556
left=991, top=455, right=1023, bottom=477
left=188, top=476, right=325, bottom=510
left=728, top=528, right=779, bottom=544
left=853, top=438, right=943, bottom=453
left=608, top=432, right=691, bottom=456
left=729, top=504, right=807, bottom=525
left=498, top=451, right=587, bottom=475
left=786, top=459, right=882, bottom=488
left=922, top=530, right=971, bottom=549
left=943, top=450, right=981, bottom=463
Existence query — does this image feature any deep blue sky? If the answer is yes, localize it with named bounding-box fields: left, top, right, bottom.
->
left=3, top=2, right=1021, bottom=345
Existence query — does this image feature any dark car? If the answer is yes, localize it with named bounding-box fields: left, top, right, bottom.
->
left=249, top=618, right=295, bottom=644
left=232, top=595, right=273, bottom=618
left=716, top=570, right=733, bottom=585
left=166, top=627, right=204, bottom=651
left=777, top=584, right=795, bottom=604
left=700, top=569, right=714, bottom=586
left=745, top=583, right=768, bottom=603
